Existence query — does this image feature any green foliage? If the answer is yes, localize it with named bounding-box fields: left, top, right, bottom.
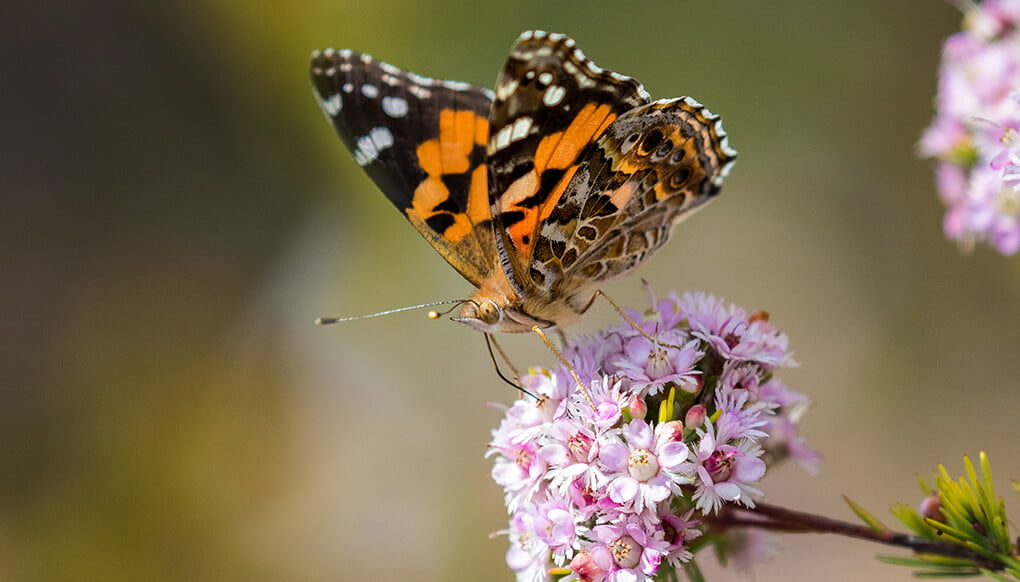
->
left=882, top=453, right=1020, bottom=580
left=845, top=495, right=892, bottom=535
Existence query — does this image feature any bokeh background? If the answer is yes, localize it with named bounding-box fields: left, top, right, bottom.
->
left=5, top=0, right=1020, bottom=580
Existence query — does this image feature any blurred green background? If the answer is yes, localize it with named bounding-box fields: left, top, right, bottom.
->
left=5, top=0, right=1020, bottom=580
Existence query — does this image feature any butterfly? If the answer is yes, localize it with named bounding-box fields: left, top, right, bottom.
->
left=309, top=30, right=735, bottom=336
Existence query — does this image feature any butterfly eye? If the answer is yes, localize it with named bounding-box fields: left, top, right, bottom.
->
left=478, top=300, right=503, bottom=325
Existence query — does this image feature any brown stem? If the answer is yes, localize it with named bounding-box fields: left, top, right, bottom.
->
left=711, top=501, right=1002, bottom=569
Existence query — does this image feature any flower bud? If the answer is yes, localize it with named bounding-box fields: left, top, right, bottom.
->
left=685, top=403, right=707, bottom=429
left=683, top=374, right=704, bottom=396
left=570, top=551, right=606, bottom=582
left=627, top=394, right=647, bottom=420
left=656, top=419, right=685, bottom=443
left=919, top=494, right=945, bottom=522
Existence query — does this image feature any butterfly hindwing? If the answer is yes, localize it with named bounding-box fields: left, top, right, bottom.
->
left=485, top=31, right=652, bottom=293
left=310, top=49, right=496, bottom=286
left=530, top=97, right=737, bottom=294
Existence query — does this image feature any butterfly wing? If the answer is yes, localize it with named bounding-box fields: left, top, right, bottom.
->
left=310, top=49, right=496, bottom=286
left=531, top=97, right=737, bottom=295
left=485, top=31, right=651, bottom=294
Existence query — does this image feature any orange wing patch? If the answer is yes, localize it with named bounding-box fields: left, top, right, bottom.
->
left=535, top=103, right=616, bottom=172
left=499, top=103, right=618, bottom=257
left=408, top=109, right=489, bottom=243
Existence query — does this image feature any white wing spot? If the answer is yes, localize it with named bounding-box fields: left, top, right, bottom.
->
left=342, top=83, right=354, bottom=93
left=538, top=71, right=554, bottom=86
left=353, top=127, right=394, bottom=166
left=494, top=125, right=512, bottom=150
left=408, top=84, right=431, bottom=99
left=543, top=85, right=565, bottom=106
left=361, top=84, right=379, bottom=98
left=408, top=72, right=436, bottom=86
left=510, top=116, right=532, bottom=141
left=496, top=77, right=519, bottom=100
left=442, top=80, right=473, bottom=91
left=379, top=61, right=401, bottom=76
left=381, top=95, right=409, bottom=118
left=321, top=92, right=343, bottom=116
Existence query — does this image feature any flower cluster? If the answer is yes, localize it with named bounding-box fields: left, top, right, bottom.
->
left=488, top=290, right=816, bottom=582
left=920, top=0, right=1020, bottom=254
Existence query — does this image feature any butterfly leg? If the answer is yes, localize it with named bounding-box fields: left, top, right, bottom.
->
left=555, top=328, right=569, bottom=348
left=485, top=333, right=538, bottom=400
left=484, top=333, right=535, bottom=398
left=580, top=289, right=685, bottom=349
left=531, top=326, right=595, bottom=409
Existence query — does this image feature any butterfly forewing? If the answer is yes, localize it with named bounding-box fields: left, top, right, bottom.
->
left=310, top=49, right=497, bottom=286
left=485, top=31, right=652, bottom=292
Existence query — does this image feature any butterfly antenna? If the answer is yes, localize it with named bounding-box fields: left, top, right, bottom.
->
left=315, top=300, right=465, bottom=325
left=427, top=300, right=471, bottom=320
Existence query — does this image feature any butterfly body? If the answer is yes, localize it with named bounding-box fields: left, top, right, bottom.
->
left=310, top=31, right=735, bottom=334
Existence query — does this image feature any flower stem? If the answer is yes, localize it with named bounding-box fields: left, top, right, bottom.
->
left=712, top=501, right=1001, bottom=568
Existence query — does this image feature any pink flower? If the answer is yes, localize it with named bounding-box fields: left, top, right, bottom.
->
left=487, top=288, right=810, bottom=580
left=658, top=510, right=702, bottom=567
left=691, top=424, right=766, bottom=513
left=921, top=0, right=1020, bottom=254
left=505, top=510, right=553, bottom=582
left=589, top=517, right=671, bottom=581
left=533, top=498, right=585, bottom=560
left=613, top=332, right=702, bottom=396
left=600, top=419, right=691, bottom=512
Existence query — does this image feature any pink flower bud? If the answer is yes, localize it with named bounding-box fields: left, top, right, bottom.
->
left=685, top=404, right=707, bottom=429
left=628, top=395, right=647, bottom=420
left=683, top=374, right=704, bottom=396
left=570, top=551, right=607, bottom=582
left=919, top=494, right=945, bottom=522
left=656, top=420, right=685, bottom=442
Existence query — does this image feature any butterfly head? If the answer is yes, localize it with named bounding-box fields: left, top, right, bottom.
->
left=451, top=296, right=560, bottom=334
left=451, top=298, right=504, bottom=332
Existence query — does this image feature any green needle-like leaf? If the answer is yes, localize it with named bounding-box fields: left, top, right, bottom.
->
left=845, top=495, right=890, bottom=533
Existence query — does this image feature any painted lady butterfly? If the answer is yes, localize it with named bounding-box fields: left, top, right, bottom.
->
left=310, top=31, right=736, bottom=335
